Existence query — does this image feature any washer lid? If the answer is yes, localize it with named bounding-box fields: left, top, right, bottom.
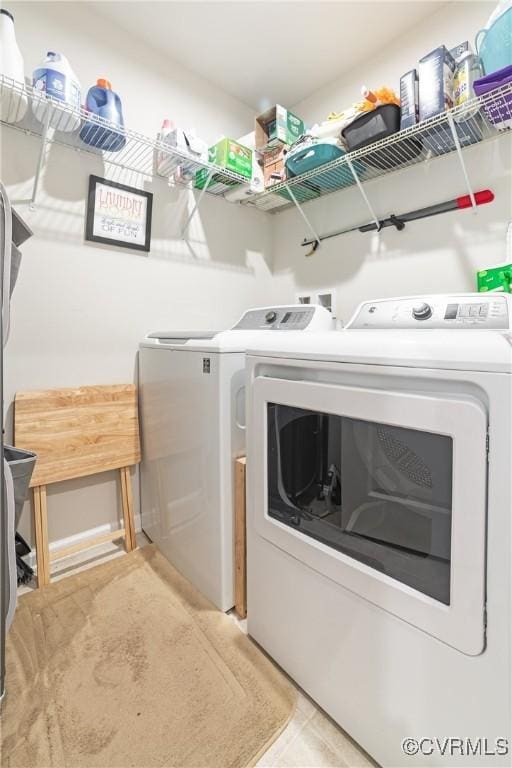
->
left=140, top=304, right=334, bottom=352
left=146, top=330, right=220, bottom=340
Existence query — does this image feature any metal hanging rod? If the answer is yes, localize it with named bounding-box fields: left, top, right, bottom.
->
left=301, top=189, right=495, bottom=256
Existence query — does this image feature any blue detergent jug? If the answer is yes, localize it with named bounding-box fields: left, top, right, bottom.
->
left=79, top=78, right=126, bottom=151
left=476, top=1, right=512, bottom=75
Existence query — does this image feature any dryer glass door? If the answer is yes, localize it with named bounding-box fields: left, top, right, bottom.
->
left=268, top=406, right=452, bottom=605
left=252, top=377, right=487, bottom=656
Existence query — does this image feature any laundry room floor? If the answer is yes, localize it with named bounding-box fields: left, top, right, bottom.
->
left=18, top=537, right=375, bottom=768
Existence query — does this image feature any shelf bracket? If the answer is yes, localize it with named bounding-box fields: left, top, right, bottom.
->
left=447, top=112, right=477, bottom=211
left=181, top=168, right=214, bottom=239
left=347, top=157, right=380, bottom=230
left=12, top=110, right=52, bottom=210
left=284, top=182, right=321, bottom=250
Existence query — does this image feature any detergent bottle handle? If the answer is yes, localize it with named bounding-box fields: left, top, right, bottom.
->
left=475, top=28, right=486, bottom=54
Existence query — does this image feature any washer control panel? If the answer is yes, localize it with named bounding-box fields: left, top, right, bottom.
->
left=348, top=295, right=511, bottom=329
left=232, top=305, right=317, bottom=330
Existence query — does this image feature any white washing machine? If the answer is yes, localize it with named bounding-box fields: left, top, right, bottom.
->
left=246, top=294, right=512, bottom=767
left=139, top=305, right=332, bottom=611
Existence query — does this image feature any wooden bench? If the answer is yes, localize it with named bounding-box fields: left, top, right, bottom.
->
left=14, top=384, right=141, bottom=587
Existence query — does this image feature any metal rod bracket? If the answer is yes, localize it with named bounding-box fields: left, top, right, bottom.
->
left=29, top=109, right=51, bottom=210
left=346, top=157, right=380, bottom=229
left=447, top=112, right=477, bottom=211
left=284, top=183, right=321, bottom=250
left=181, top=168, right=214, bottom=239
left=13, top=110, right=51, bottom=208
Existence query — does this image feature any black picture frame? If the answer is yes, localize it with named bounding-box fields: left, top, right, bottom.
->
left=85, top=175, right=153, bottom=252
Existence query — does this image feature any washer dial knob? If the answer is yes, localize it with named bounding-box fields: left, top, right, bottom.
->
left=265, top=311, right=277, bottom=324
left=412, top=302, right=432, bottom=321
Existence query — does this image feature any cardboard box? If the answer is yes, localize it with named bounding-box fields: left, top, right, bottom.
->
left=195, top=138, right=252, bottom=190
left=418, top=45, right=456, bottom=121
left=477, top=264, right=512, bottom=292
left=399, top=69, right=419, bottom=130
left=262, top=145, right=288, bottom=188
left=255, top=105, right=304, bottom=150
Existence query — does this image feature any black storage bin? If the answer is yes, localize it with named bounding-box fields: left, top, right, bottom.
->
left=343, top=104, right=422, bottom=171
left=342, top=104, right=401, bottom=151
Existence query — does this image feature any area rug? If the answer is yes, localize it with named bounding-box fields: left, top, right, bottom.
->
left=1, top=545, right=296, bottom=767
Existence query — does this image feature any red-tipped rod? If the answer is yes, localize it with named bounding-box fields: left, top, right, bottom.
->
left=456, top=189, right=495, bottom=209
left=398, top=189, right=495, bottom=221
left=303, top=189, right=495, bottom=255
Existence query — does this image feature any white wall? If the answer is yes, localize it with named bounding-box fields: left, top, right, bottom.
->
left=3, top=1, right=511, bottom=556
left=2, top=1, right=276, bottom=549
left=272, top=0, right=511, bottom=325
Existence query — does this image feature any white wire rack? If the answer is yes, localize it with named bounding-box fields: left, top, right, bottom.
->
left=0, top=76, right=248, bottom=204
left=243, top=82, right=512, bottom=215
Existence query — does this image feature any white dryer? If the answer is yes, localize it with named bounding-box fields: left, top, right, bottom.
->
left=246, top=294, right=512, bottom=767
left=139, top=305, right=332, bottom=611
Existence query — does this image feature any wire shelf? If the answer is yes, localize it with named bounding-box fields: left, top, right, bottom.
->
left=0, top=76, right=248, bottom=197
left=243, top=82, right=512, bottom=214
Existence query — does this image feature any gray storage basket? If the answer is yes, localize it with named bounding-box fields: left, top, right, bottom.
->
left=4, top=446, right=37, bottom=529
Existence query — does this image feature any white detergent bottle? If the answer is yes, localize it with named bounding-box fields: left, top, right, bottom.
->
left=0, top=8, right=28, bottom=123
left=156, top=118, right=178, bottom=178
left=175, top=126, right=208, bottom=183
left=32, top=51, right=81, bottom=132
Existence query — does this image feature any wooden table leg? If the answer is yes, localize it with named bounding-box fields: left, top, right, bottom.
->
left=120, top=467, right=136, bottom=552
left=33, top=485, right=50, bottom=587
left=235, top=457, right=247, bottom=619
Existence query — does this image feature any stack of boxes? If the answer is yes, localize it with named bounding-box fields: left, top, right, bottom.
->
left=399, top=42, right=483, bottom=152
left=254, top=105, right=304, bottom=188
left=193, top=104, right=305, bottom=194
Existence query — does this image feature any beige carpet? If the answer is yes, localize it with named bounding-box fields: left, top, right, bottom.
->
left=1, top=545, right=296, bottom=768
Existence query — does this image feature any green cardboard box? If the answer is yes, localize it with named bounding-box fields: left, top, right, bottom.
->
left=255, top=105, right=305, bottom=151
left=477, top=264, right=512, bottom=293
left=195, top=138, right=252, bottom=189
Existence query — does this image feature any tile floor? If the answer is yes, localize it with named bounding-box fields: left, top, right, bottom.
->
left=18, top=536, right=375, bottom=768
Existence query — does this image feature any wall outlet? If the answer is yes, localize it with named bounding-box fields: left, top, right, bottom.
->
left=296, top=294, right=312, bottom=305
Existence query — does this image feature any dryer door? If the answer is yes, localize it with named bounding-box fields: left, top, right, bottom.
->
left=252, top=376, right=487, bottom=656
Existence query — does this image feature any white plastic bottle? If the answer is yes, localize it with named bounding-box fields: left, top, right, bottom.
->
left=176, top=126, right=208, bottom=183
left=0, top=8, right=28, bottom=123
left=32, top=51, right=81, bottom=132
left=156, top=118, right=178, bottom=178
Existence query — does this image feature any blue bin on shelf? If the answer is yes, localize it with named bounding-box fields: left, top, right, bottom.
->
left=284, top=141, right=363, bottom=201
left=476, top=6, right=512, bottom=75
left=79, top=78, right=126, bottom=152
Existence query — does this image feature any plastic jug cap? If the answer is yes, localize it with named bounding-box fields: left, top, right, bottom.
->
left=162, top=119, right=175, bottom=129
left=97, top=78, right=112, bottom=90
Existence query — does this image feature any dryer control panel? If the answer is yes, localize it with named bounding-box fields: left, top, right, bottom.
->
left=348, top=294, right=511, bottom=329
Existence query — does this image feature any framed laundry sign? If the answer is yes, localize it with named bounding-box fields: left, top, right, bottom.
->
left=85, top=175, right=153, bottom=252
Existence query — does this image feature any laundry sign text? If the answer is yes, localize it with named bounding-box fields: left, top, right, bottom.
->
left=85, top=175, right=153, bottom=252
